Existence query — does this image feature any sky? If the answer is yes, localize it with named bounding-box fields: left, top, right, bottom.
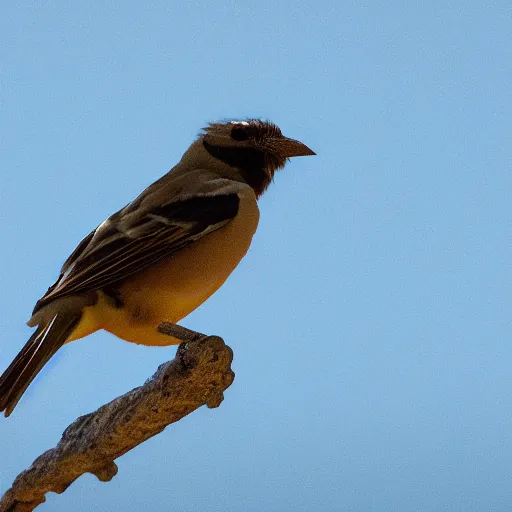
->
left=0, top=1, right=511, bottom=511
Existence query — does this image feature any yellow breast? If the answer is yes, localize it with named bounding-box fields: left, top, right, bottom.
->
left=82, top=187, right=261, bottom=346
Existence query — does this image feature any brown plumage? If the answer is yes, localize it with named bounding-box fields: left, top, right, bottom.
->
left=0, top=118, right=315, bottom=416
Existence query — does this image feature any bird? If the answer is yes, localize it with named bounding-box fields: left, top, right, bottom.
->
left=0, top=118, right=315, bottom=416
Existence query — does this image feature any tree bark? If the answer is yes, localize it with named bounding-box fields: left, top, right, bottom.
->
left=0, top=335, right=234, bottom=512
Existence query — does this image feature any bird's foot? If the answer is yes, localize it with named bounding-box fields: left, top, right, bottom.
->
left=157, top=322, right=206, bottom=342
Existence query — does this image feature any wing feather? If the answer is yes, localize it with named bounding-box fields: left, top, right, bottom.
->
left=33, top=192, right=240, bottom=313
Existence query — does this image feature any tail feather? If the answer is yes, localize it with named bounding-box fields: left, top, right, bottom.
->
left=0, top=313, right=81, bottom=417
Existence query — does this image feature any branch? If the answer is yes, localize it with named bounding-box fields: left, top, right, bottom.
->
left=0, top=335, right=234, bottom=512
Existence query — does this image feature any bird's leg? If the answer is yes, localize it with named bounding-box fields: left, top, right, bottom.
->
left=157, top=322, right=207, bottom=342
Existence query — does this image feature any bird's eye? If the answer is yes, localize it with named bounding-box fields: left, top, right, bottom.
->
left=231, top=125, right=249, bottom=141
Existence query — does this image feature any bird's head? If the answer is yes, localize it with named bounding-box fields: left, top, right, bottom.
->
left=200, top=119, right=315, bottom=197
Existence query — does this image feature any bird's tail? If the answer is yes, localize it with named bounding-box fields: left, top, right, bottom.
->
left=0, top=312, right=81, bottom=417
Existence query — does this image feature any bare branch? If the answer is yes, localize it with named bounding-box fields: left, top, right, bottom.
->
left=0, top=335, right=234, bottom=512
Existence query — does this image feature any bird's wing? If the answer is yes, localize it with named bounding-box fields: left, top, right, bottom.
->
left=33, top=176, right=241, bottom=313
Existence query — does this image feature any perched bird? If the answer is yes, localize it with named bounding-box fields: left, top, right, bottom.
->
left=0, top=119, right=315, bottom=416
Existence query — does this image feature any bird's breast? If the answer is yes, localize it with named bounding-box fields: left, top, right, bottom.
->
left=100, top=188, right=260, bottom=345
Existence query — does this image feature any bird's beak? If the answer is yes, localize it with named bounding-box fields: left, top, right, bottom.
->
left=271, top=137, right=316, bottom=157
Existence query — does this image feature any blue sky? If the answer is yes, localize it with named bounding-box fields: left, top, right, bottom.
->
left=1, top=1, right=511, bottom=511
